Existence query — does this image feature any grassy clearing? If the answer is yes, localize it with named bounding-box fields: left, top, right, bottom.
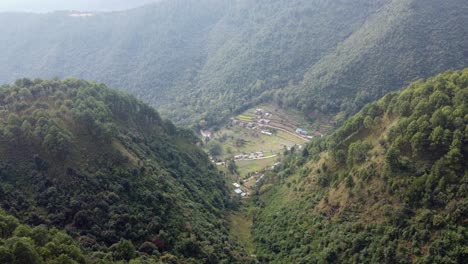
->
left=228, top=207, right=256, bottom=254
left=237, top=114, right=253, bottom=122
left=237, top=157, right=278, bottom=177
left=217, top=128, right=304, bottom=158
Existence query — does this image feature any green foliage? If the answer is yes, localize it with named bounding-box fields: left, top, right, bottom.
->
left=111, top=239, right=137, bottom=261
left=206, top=140, right=223, bottom=157
left=0, top=211, right=86, bottom=264
left=227, top=160, right=238, bottom=175
left=346, top=140, right=372, bottom=167
left=42, top=125, right=73, bottom=158
left=292, top=0, right=467, bottom=116
left=0, top=79, right=248, bottom=263
left=251, top=69, right=468, bottom=263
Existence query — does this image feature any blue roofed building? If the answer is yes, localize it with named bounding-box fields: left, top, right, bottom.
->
left=295, top=128, right=308, bottom=135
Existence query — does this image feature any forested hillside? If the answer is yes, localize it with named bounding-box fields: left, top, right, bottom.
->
left=288, top=0, right=468, bottom=114
left=251, top=69, right=468, bottom=263
left=0, top=0, right=465, bottom=125
left=0, top=0, right=230, bottom=113
left=0, top=78, right=250, bottom=263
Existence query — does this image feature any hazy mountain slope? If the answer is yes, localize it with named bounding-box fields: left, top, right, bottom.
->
left=186, top=0, right=389, bottom=122
left=0, top=0, right=466, bottom=126
left=289, top=0, right=468, bottom=115
left=0, top=0, right=229, bottom=106
left=251, top=69, right=468, bottom=263
left=0, top=78, right=250, bottom=263
left=0, top=0, right=157, bottom=12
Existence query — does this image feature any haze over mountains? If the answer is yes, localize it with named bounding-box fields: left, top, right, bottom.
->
left=0, top=0, right=158, bottom=12
left=0, top=0, right=466, bottom=125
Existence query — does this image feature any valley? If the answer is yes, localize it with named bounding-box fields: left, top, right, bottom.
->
left=201, top=104, right=339, bottom=261
left=0, top=0, right=466, bottom=263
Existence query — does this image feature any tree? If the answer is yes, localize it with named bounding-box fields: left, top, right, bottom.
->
left=138, top=241, right=159, bottom=255
left=0, top=247, right=13, bottom=263
left=430, top=126, right=444, bottom=147
left=30, top=225, right=49, bottom=247
left=235, top=138, right=246, bottom=147
left=21, top=120, right=33, bottom=138
left=73, top=210, right=93, bottom=229
left=13, top=225, right=32, bottom=238
left=0, top=215, right=19, bottom=238
left=18, top=88, right=32, bottom=100
left=386, top=145, right=400, bottom=171
left=111, top=239, right=137, bottom=261
left=227, top=160, right=238, bottom=174
left=49, top=254, right=76, bottom=264
left=347, top=140, right=372, bottom=166
left=207, top=141, right=222, bottom=157
left=364, top=116, right=374, bottom=129
left=12, top=240, right=42, bottom=264
left=411, top=131, right=427, bottom=156
left=302, top=148, right=310, bottom=158
left=198, top=120, right=207, bottom=128
left=430, top=109, right=446, bottom=128
left=42, top=126, right=72, bottom=158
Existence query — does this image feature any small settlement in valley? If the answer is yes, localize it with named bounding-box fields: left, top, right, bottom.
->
left=202, top=104, right=335, bottom=198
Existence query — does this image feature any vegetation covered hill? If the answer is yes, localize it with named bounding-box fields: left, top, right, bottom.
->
left=251, top=69, right=468, bottom=263
left=0, top=0, right=465, bottom=125
left=287, top=0, right=468, bottom=114
left=0, top=78, right=250, bottom=263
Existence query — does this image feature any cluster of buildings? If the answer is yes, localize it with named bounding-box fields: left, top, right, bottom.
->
left=258, top=119, right=271, bottom=125
left=231, top=108, right=274, bottom=130
left=254, top=108, right=272, bottom=117
left=231, top=119, right=257, bottom=129
left=255, top=109, right=272, bottom=125
left=234, top=151, right=265, bottom=160
left=233, top=183, right=249, bottom=197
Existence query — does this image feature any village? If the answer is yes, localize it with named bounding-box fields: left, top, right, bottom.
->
left=230, top=108, right=318, bottom=140
left=201, top=105, right=331, bottom=199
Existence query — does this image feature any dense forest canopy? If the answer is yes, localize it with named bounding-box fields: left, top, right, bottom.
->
left=251, top=69, right=468, bottom=263
left=0, top=78, right=251, bottom=263
left=0, top=0, right=465, bottom=126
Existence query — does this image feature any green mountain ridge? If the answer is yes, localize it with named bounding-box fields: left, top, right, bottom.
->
left=251, top=69, right=468, bottom=263
left=0, top=78, right=250, bottom=263
left=0, top=0, right=465, bottom=125
left=290, top=0, right=468, bottom=114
